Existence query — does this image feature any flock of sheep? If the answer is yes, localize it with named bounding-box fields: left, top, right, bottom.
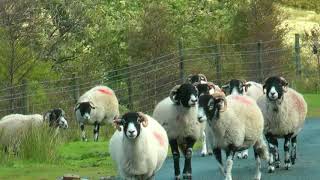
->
left=0, top=73, right=307, bottom=180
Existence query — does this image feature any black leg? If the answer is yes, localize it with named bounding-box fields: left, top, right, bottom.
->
left=182, top=137, right=196, bottom=180
left=93, top=121, right=100, bottom=142
left=284, top=134, right=292, bottom=170
left=291, top=136, right=297, bottom=165
left=265, top=133, right=279, bottom=173
left=225, top=148, right=235, bottom=180
left=80, top=123, right=87, bottom=141
left=169, top=139, right=180, bottom=179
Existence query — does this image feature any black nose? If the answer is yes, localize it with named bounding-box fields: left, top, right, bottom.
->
left=128, top=130, right=135, bottom=134
left=191, top=99, right=197, bottom=103
left=271, top=92, right=276, bottom=95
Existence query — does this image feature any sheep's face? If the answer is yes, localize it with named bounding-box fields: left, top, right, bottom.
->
left=121, top=112, right=144, bottom=139
left=174, top=84, right=198, bottom=107
left=187, top=74, right=207, bottom=84
left=263, top=76, right=288, bottom=101
left=75, top=102, right=96, bottom=120
left=198, top=95, right=224, bottom=125
left=45, top=108, right=68, bottom=129
left=229, top=79, right=245, bottom=95
left=196, top=84, right=211, bottom=97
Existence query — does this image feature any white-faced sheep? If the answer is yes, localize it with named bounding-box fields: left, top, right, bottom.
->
left=109, top=112, right=168, bottom=180
left=222, top=79, right=264, bottom=159
left=257, top=76, right=307, bottom=172
left=153, top=83, right=203, bottom=180
left=0, top=108, right=68, bottom=152
left=75, top=85, right=119, bottom=141
left=198, top=93, right=269, bottom=180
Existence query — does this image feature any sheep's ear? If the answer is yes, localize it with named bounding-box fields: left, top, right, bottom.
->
left=138, top=112, right=148, bottom=127
left=169, top=85, right=181, bottom=104
left=221, top=84, right=230, bottom=91
left=44, top=110, right=56, bottom=127
left=113, top=118, right=124, bottom=131
left=186, top=74, right=193, bottom=83
left=198, top=74, right=208, bottom=83
left=263, top=84, right=267, bottom=94
left=74, top=103, right=80, bottom=111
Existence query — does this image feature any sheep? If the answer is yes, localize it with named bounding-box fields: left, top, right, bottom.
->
left=75, top=85, right=119, bottom=142
left=109, top=112, right=168, bottom=180
left=0, top=108, right=68, bottom=152
left=197, top=93, right=269, bottom=180
left=153, top=83, right=204, bottom=180
left=221, top=79, right=264, bottom=159
left=257, top=76, right=307, bottom=172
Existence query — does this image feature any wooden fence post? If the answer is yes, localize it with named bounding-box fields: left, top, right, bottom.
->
left=178, top=39, right=184, bottom=83
left=72, top=73, right=80, bottom=104
left=257, top=40, right=263, bottom=83
left=295, top=34, right=302, bottom=77
left=22, top=79, right=28, bottom=114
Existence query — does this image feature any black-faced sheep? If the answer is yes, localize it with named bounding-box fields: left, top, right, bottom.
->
left=153, top=83, right=203, bottom=180
left=109, top=112, right=168, bottom=180
left=198, top=93, right=268, bottom=180
left=0, top=108, right=68, bottom=152
left=257, top=76, right=307, bottom=172
left=75, top=85, right=119, bottom=141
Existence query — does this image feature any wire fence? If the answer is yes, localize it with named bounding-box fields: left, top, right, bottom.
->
left=0, top=35, right=318, bottom=123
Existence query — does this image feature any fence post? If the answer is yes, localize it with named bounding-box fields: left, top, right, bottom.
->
left=22, top=79, right=28, bottom=114
left=295, top=34, right=302, bottom=78
left=72, top=73, right=80, bottom=104
left=214, top=44, right=222, bottom=86
left=257, top=40, right=263, bottom=83
left=178, top=39, right=184, bottom=83
left=127, top=64, right=133, bottom=110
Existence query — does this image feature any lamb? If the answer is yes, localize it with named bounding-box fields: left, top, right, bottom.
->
left=109, top=112, right=168, bottom=180
left=221, top=79, right=264, bottom=159
left=197, top=93, right=269, bottom=180
left=257, top=76, right=307, bottom=172
left=153, top=83, right=204, bottom=180
left=75, top=85, right=119, bottom=141
left=0, top=108, right=68, bottom=152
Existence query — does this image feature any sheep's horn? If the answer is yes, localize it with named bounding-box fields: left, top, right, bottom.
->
left=113, top=117, right=122, bottom=131
left=74, top=103, right=80, bottom=111
left=211, top=92, right=227, bottom=112
left=169, top=85, right=181, bottom=103
left=279, top=77, right=289, bottom=93
left=138, top=112, right=148, bottom=127
left=89, top=101, right=96, bottom=109
left=207, top=82, right=216, bottom=89
left=198, top=74, right=208, bottom=82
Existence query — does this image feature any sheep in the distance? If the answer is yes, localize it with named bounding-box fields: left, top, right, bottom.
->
left=198, top=93, right=268, bottom=180
left=257, top=76, right=307, bottom=172
left=153, top=83, right=203, bottom=180
left=0, top=108, right=68, bottom=152
left=221, top=79, right=264, bottom=159
left=75, top=85, right=119, bottom=141
left=109, top=112, right=168, bottom=180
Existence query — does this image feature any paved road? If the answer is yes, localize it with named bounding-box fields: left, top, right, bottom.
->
left=156, top=118, right=320, bottom=180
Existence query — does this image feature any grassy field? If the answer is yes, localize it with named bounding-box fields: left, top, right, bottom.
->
left=304, top=93, right=320, bottom=117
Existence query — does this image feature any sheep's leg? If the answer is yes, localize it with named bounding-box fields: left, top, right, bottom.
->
left=237, top=149, right=248, bottom=159
left=80, top=123, right=87, bottom=141
left=213, top=147, right=225, bottom=177
left=169, top=139, right=180, bottom=180
left=290, top=136, right=297, bottom=165
left=93, top=121, right=100, bottom=142
left=265, top=133, right=279, bottom=173
left=200, top=131, right=207, bottom=157
left=284, top=134, right=292, bottom=170
left=225, top=149, right=235, bottom=180
left=253, top=147, right=262, bottom=180
left=182, top=137, right=196, bottom=180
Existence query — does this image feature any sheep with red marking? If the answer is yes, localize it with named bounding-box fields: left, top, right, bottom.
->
left=75, top=85, right=119, bottom=141
left=257, top=76, right=307, bottom=173
left=198, top=93, right=268, bottom=180
left=153, top=83, right=204, bottom=180
left=110, top=112, right=169, bottom=180
left=222, top=79, right=264, bottom=159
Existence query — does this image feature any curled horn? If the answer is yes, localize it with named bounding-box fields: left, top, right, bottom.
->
left=138, top=112, right=148, bottom=127
left=211, top=92, right=227, bottom=112
left=187, top=74, right=193, bottom=83
left=279, top=76, right=288, bottom=92
left=89, top=101, right=96, bottom=109
left=198, top=74, right=208, bottom=82
left=242, top=80, right=250, bottom=92
left=169, top=85, right=181, bottom=103
left=113, top=116, right=122, bottom=131
left=207, top=82, right=216, bottom=90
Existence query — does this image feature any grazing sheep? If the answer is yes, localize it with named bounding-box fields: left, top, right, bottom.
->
left=75, top=85, right=119, bottom=141
left=110, top=112, right=168, bottom=180
left=153, top=83, right=203, bottom=180
left=222, top=79, right=264, bottom=159
left=0, top=108, right=68, bottom=152
left=198, top=93, right=268, bottom=180
left=257, top=76, right=307, bottom=172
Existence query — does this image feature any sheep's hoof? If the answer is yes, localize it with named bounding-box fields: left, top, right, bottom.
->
left=208, top=152, right=213, bottom=156
left=275, top=161, right=281, bottom=168
left=242, top=154, right=248, bottom=159
left=201, top=153, right=206, bottom=157
left=291, top=157, right=296, bottom=165
left=174, top=175, right=181, bottom=180
left=268, top=166, right=275, bottom=173
left=285, top=163, right=291, bottom=170
left=182, top=173, right=192, bottom=180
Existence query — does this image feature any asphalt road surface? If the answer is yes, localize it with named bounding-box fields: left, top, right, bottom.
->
left=156, top=118, right=320, bottom=180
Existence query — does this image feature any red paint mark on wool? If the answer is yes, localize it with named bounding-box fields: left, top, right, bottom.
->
left=232, top=95, right=253, bottom=105
left=97, top=88, right=113, bottom=95
left=290, top=93, right=305, bottom=115
left=153, top=131, right=165, bottom=147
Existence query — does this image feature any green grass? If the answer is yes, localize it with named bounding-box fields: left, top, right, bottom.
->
left=304, top=93, right=320, bottom=117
